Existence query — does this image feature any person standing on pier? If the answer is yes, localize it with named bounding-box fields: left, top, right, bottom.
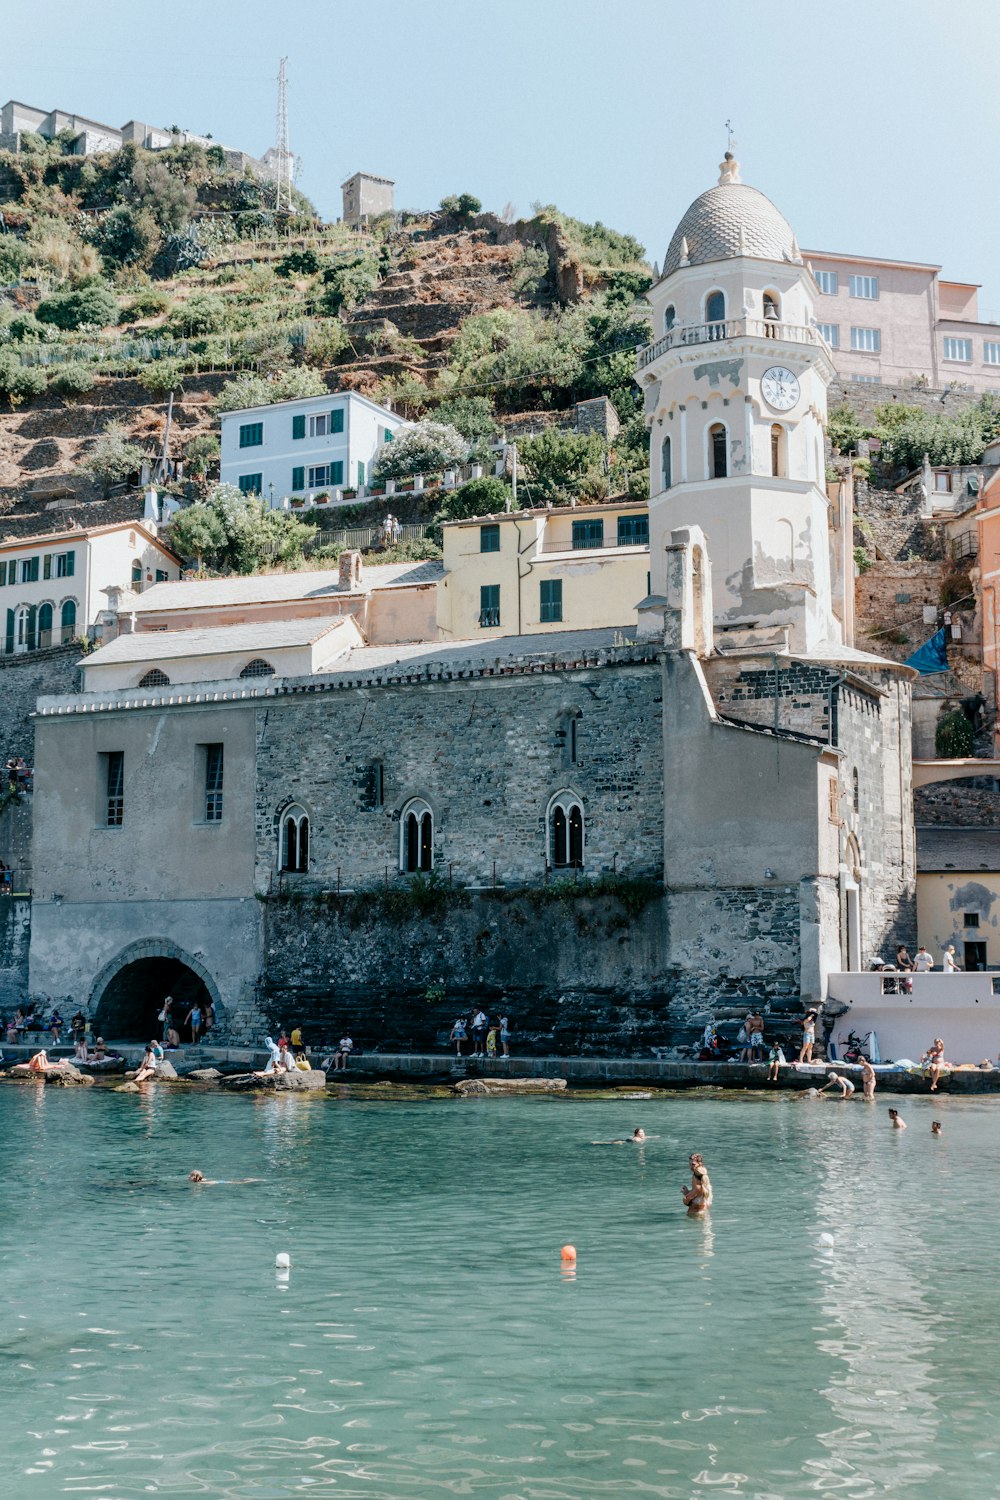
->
left=796, top=1009, right=819, bottom=1066
left=449, top=1015, right=467, bottom=1058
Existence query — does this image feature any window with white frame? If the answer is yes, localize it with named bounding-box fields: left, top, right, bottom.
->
left=280, top=805, right=309, bottom=873
left=849, top=274, right=879, bottom=300
left=814, top=270, right=838, bottom=295
left=548, top=790, right=584, bottom=869
left=943, top=336, right=972, bottom=362
left=850, top=327, right=881, bottom=353
left=984, top=342, right=1000, bottom=365
left=400, top=798, right=433, bottom=873
left=816, top=323, right=839, bottom=347
left=850, top=374, right=881, bottom=383
left=308, top=413, right=330, bottom=437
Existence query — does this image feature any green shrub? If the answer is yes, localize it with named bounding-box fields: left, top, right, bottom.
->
left=168, top=292, right=228, bottom=336
left=935, top=710, right=973, bottom=759
left=51, top=363, right=97, bottom=396
left=214, top=367, right=327, bottom=413
left=0, top=239, right=29, bottom=282
left=276, top=249, right=320, bottom=277
left=436, top=476, right=512, bottom=522
left=89, top=204, right=159, bottom=268
left=439, top=193, right=482, bottom=218
left=79, top=420, right=146, bottom=495
left=853, top=545, right=872, bottom=574
left=826, top=402, right=866, bottom=454
left=432, top=395, right=499, bottom=445
left=519, top=427, right=607, bottom=502
left=138, top=359, right=186, bottom=397
left=183, top=432, right=220, bottom=479
left=0, top=355, right=47, bottom=401
left=123, top=288, right=172, bottom=321
left=36, top=282, right=119, bottom=331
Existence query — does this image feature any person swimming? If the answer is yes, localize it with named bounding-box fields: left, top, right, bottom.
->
left=931, top=1120, right=943, bottom=1136
left=888, top=1108, right=907, bottom=1130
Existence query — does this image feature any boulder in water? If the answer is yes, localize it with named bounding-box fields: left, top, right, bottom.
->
left=115, top=1081, right=141, bottom=1093
left=454, top=1076, right=567, bottom=1096
left=185, top=1067, right=223, bottom=1082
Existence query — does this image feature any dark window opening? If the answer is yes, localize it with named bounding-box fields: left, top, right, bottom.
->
left=617, top=514, right=649, bottom=546
left=139, top=669, right=169, bottom=688
left=965, top=941, right=987, bottom=971
left=550, top=796, right=584, bottom=868
left=709, top=424, right=728, bottom=479
left=964, top=912, right=980, bottom=928
left=480, top=524, right=500, bottom=553
left=105, top=751, right=124, bottom=827
left=281, top=809, right=309, bottom=873
left=240, top=658, right=275, bottom=679
left=403, top=804, right=433, bottom=872
left=204, top=744, right=224, bottom=823
left=479, top=584, right=500, bottom=628
left=572, top=518, right=604, bottom=550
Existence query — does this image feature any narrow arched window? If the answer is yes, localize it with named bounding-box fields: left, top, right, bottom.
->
left=401, top=798, right=433, bottom=873
left=131, top=561, right=142, bottom=592
left=709, top=424, right=728, bottom=479
left=549, top=791, right=584, bottom=869
left=853, top=768, right=860, bottom=814
left=705, top=290, right=725, bottom=337
left=280, top=805, right=309, bottom=873
left=38, top=602, right=53, bottom=649
left=763, top=291, right=780, bottom=335
left=661, top=435, right=672, bottom=491
left=138, top=668, right=169, bottom=688
left=60, top=599, right=77, bottom=642
left=770, top=424, right=786, bottom=478
left=240, top=658, right=275, bottom=679
left=664, top=304, right=676, bottom=333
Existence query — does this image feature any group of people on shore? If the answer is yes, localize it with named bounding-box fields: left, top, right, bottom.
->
left=449, top=1011, right=511, bottom=1059
left=158, top=996, right=215, bottom=1047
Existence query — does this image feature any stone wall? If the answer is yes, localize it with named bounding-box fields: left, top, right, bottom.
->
left=830, top=381, right=983, bottom=424
left=854, top=560, right=945, bottom=661
left=708, top=659, right=833, bottom=738
left=0, top=794, right=34, bottom=890
left=913, top=781, right=1000, bottom=826
left=0, top=898, right=30, bottom=1008
left=0, top=645, right=81, bottom=765
left=254, top=658, right=665, bottom=892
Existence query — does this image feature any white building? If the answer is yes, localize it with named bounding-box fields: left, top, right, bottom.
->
left=0, top=521, right=180, bottom=656
left=218, top=391, right=407, bottom=507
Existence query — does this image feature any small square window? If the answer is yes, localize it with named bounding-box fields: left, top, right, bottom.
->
left=850, top=326, right=881, bottom=353
left=308, top=413, right=329, bottom=438
left=849, top=274, right=879, bottom=300
left=239, top=421, right=263, bottom=448
left=238, top=473, right=262, bottom=495
left=480, top=524, right=500, bottom=553
left=965, top=912, right=980, bottom=928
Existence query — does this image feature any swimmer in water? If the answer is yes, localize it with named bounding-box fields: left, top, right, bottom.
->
left=681, top=1154, right=712, bottom=1215
left=931, top=1120, right=942, bottom=1136
left=888, top=1108, right=907, bottom=1130
left=590, top=1127, right=653, bottom=1145
left=188, top=1170, right=261, bottom=1185
left=631, top=1127, right=646, bottom=1141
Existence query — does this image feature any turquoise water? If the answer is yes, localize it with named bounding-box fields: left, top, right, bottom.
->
left=1, top=1083, right=998, bottom=1499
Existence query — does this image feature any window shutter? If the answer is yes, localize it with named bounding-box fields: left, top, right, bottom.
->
left=331, top=409, right=344, bottom=434
left=26, top=605, right=37, bottom=652
left=292, top=414, right=306, bottom=440
left=0, top=561, right=7, bottom=586
left=331, top=461, right=343, bottom=486
left=292, top=466, right=304, bottom=492
left=4, top=608, right=13, bottom=655
left=357, top=461, right=365, bottom=488
left=66, top=551, right=75, bottom=577
left=43, top=554, right=52, bottom=580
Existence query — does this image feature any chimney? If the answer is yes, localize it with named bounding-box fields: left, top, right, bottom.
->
left=339, top=549, right=363, bottom=590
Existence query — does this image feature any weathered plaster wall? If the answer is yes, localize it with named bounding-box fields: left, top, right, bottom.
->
left=0, top=794, right=33, bottom=890
left=0, top=897, right=30, bottom=1008
left=917, top=872, right=1000, bottom=966
left=0, top=644, right=81, bottom=765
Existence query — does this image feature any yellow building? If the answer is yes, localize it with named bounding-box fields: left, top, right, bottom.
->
left=437, top=500, right=650, bottom=639
left=916, top=828, right=1000, bottom=970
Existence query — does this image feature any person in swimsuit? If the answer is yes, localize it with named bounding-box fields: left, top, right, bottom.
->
left=921, top=1037, right=946, bottom=1091
left=819, top=1071, right=855, bottom=1098
left=134, top=1041, right=161, bottom=1084
left=27, top=1049, right=55, bottom=1072
left=797, top=1010, right=819, bottom=1065
left=931, top=1121, right=943, bottom=1136
left=682, top=1157, right=713, bottom=1215
left=860, top=1057, right=876, bottom=1101
left=631, top=1127, right=646, bottom=1142
left=888, top=1108, right=907, bottom=1130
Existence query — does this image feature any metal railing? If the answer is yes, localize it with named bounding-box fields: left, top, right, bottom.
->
left=303, top=523, right=428, bottom=554
left=537, top=535, right=649, bottom=555
left=638, top=316, right=823, bottom=368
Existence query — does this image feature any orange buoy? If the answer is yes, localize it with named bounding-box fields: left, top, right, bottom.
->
left=561, top=1244, right=577, bottom=1262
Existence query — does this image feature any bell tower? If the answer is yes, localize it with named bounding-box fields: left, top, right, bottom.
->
left=637, top=155, right=841, bottom=651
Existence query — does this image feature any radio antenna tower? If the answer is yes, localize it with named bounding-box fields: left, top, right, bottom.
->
left=274, top=57, right=293, bottom=216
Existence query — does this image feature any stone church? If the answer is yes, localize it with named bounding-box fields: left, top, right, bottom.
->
left=25, top=158, right=916, bottom=1051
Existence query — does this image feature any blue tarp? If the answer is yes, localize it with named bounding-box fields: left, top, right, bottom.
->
left=905, top=628, right=949, bottom=674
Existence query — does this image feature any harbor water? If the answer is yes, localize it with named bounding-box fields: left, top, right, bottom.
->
left=1, top=1083, right=997, bottom=1498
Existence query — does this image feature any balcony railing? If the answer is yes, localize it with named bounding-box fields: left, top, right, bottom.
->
left=538, top=536, right=649, bottom=555
left=638, top=316, right=823, bottom=369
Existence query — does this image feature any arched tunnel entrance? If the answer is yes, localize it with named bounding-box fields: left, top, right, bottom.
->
left=91, top=946, right=220, bottom=1042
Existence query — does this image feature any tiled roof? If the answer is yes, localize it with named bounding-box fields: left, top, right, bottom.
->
left=82, top=615, right=354, bottom=666
left=663, top=183, right=796, bottom=277
left=126, top=560, right=443, bottom=613
left=916, top=826, right=1000, bottom=872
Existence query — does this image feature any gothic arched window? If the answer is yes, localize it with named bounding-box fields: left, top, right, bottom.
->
left=548, top=790, right=584, bottom=869
left=709, top=423, right=728, bottom=479
left=661, top=435, right=672, bottom=491
left=664, top=304, right=676, bottom=333
left=280, top=805, right=310, bottom=873
left=401, top=798, right=433, bottom=873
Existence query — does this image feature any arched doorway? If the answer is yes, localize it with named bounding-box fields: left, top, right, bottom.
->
left=90, top=941, right=222, bottom=1042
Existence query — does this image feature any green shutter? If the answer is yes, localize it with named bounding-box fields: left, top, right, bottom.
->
left=292, top=466, right=305, bottom=492
left=26, top=604, right=36, bottom=652
left=357, top=461, right=365, bottom=488
left=292, top=414, right=306, bottom=440
left=331, top=409, right=344, bottom=434
left=27, top=557, right=39, bottom=582
left=331, top=461, right=343, bottom=486
left=66, top=550, right=75, bottom=577
left=4, top=608, right=13, bottom=654
left=0, top=561, right=6, bottom=586
left=43, top=554, right=52, bottom=580
left=384, top=427, right=393, bottom=442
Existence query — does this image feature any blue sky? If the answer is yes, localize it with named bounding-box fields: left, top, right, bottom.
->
left=6, top=0, right=1000, bottom=313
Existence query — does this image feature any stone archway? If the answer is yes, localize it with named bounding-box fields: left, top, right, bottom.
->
left=89, top=939, right=224, bottom=1042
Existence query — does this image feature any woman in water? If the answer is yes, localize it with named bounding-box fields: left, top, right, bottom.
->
left=682, top=1154, right=713, bottom=1214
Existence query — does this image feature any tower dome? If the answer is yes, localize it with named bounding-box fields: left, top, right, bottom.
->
left=662, top=155, right=798, bottom=277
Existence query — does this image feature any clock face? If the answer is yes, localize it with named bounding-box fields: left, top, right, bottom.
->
left=761, top=366, right=800, bottom=412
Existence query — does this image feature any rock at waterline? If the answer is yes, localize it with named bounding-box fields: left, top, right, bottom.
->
left=185, top=1067, right=223, bottom=1082
left=5, top=1062, right=94, bottom=1087
left=115, top=1081, right=142, bottom=1093
left=220, top=1069, right=327, bottom=1093
left=454, top=1077, right=567, bottom=1096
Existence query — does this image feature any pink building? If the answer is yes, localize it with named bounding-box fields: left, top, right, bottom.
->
left=803, top=249, right=1000, bottom=392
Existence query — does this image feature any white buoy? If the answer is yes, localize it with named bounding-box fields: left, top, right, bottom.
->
left=818, top=1232, right=835, bottom=1247
left=275, top=1252, right=291, bottom=1269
